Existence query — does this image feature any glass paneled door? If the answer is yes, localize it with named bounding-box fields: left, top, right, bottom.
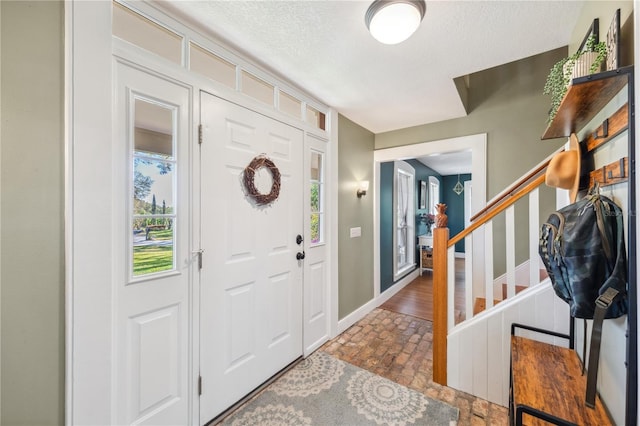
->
left=113, top=61, right=192, bottom=426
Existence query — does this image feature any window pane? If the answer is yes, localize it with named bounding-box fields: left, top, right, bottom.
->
left=135, top=99, right=174, bottom=158
left=132, top=98, right=176, bottom=277
left=134, top=158, right=175, bottom=213
left=133, top=225, right=174, bottom=276
left=112, top=2, right=182, bottom=65
left=241, top=71, right=274, bottom=106
left=189, top=42, right=236, bottom=89
left=306, top=106, right=326, bottom=130
left=310, top=182, right=320, bottom=212
left=310, top=149, right=324, bottom=245
left=311, top=151, right=322, bottom=181
left=279, top=91, right=302, bottom=119
left=311, top=213, right=321, bottom=244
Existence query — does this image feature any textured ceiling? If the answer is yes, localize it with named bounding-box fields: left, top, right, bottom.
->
left=163, top=0, right=583, bottom=134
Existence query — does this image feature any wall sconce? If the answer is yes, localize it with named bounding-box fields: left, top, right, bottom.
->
left=357, top=181, right=369, bottom=198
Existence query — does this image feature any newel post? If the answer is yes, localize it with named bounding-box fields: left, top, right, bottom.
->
left=433, top=203, right=449, bottom=385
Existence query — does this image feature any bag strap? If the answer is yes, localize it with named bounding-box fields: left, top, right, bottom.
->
left=585, top=287, right=619, bottom=407
left=582, top=319, right=587, bottom=375
left=584, top=183, right=613, bottom=263
left=593, top=197, right=614, bottom=262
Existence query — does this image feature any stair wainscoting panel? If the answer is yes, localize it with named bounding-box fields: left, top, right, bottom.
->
left=447, top=280, right=570, bottom=407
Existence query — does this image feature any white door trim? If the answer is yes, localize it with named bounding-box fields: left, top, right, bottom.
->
left=372, top=134, right=487, bottom=299
left=66, top=1, right=113, bottom=424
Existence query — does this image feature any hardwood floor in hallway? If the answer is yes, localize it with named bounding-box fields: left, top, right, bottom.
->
left=380, top=259, right=467, bottom=323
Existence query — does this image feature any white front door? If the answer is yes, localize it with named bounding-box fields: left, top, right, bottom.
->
left=199, top=92, right=304, bottom=423
left=113, top=62, right=192, bottom=425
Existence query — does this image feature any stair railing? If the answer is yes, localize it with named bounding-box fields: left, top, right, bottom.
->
left=432, top=147, right=562, bottom=385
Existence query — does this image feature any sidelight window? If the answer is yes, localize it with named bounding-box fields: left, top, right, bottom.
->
left=310, top=150, right=324, bottom=245
left=131, top=98, right=177, bottom=278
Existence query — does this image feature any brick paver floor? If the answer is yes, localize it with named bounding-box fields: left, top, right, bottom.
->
left=320, top=308, right=509, bottom=425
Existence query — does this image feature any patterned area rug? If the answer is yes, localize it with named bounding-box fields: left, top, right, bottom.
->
left=221, top=351, right=459, bottom=426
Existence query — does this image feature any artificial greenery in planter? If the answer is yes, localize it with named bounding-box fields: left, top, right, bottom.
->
left=543, top=34, right=607, bottom=122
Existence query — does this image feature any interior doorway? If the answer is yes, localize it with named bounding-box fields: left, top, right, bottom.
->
left=372, top=134, right=487, bottom=300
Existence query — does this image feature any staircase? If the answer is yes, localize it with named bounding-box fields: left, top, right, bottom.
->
left=430, top=150, right=560, bottom=386
left=428, top=68, right=636, bottom=421
left=472, top=284, right=527, bottom=315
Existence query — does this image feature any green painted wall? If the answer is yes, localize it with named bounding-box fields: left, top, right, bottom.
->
left=1, top=1, right=65, bottom=424
left=379, top=160, right=442, bottom=292
left=379, top=162, right=394, bottom=292
left=338, top=114, right=375, bottom=319
left=375, top=49, right=567, bottom=275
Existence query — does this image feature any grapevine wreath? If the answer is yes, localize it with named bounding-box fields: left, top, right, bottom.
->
left=243, top=155, right=281, bottom=205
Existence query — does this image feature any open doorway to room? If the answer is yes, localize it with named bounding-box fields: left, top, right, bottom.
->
left=373, top=134, right=487, bottom=320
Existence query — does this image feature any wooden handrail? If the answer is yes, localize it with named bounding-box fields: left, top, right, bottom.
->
left=469, top=147, right=562, bottom=222
left=449, top=173, right=546, bottom=247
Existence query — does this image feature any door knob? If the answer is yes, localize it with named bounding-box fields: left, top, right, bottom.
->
left=296, top=234, right=304, bottom=245
left=296, top=251, right=306, bottom=260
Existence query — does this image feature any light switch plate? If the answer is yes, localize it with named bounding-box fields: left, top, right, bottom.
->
left=350, top=227, right=361, bottom=238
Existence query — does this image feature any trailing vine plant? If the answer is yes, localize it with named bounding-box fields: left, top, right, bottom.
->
left=543, top=34, right=607, bottom=123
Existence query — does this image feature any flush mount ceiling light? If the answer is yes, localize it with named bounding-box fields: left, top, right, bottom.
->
left=365, top=0, right=427, bottom=45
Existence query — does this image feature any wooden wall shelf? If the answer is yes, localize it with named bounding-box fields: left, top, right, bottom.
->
left=542, top=67, right=632, bottom=140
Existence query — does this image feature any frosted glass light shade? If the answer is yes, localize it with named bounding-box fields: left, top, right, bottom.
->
left=357, top=181, right=369, bottom=197
left=365, top=0, right=426, bottom=45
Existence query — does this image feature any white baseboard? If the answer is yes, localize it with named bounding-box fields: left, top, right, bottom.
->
left=336, top=298, right=379, bottom=335
left=336, top=269, right=420, bottom=335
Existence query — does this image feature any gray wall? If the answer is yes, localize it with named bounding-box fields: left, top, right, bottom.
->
left=1, top=1, right=65, bottom=425
left=338, top=114, right=375, bottom=319
left=375, top=49, right=567, bottom=275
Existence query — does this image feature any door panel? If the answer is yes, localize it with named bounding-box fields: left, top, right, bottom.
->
left=114, top=63, right=192, bottom=426
left=199, top=92, right=303, bottom=423
left=131, top=304, right=180, bottom=413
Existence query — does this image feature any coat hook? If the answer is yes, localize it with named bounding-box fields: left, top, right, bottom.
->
left=593, top=118, right=609, bottom=139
